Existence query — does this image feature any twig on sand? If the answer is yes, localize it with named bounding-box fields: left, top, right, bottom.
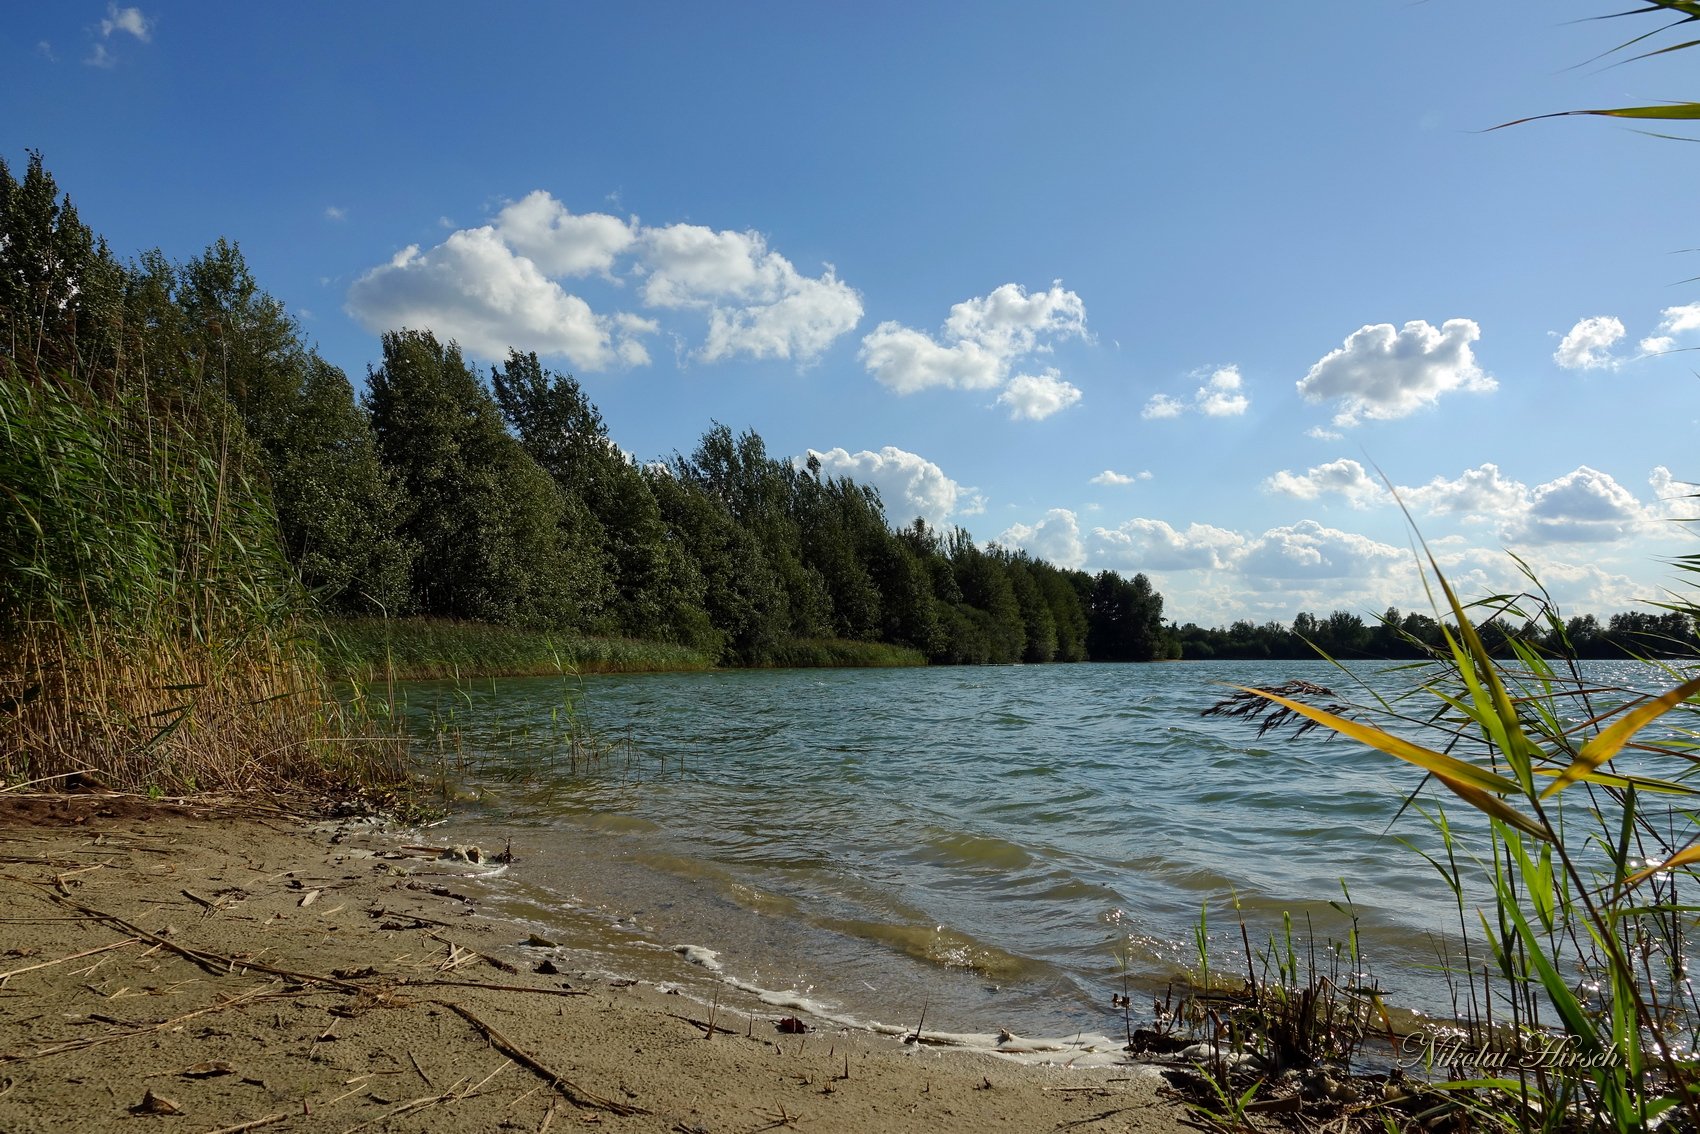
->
left=0, top=937, right=139, bottom=984
left=440, top=1000, right=647, bottom=1116
left=408, top=1049, right=434, bottom=1089
left=199, top=1114, right=288, bottom=1134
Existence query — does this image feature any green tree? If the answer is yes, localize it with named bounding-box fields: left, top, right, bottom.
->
left=365, top=330, right=593, bottom=628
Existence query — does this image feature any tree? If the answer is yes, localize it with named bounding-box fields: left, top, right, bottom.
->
left=1085, top=571, right=1166, bottom=661
left=0, top=151, right=125, bottom=386
left=365, top=330, right=595, bottom=628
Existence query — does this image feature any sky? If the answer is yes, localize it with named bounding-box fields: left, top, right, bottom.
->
left=9, top=2, right=1700, bottom=629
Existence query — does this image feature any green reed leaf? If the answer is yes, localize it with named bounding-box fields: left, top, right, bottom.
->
left=1541, top=674, right=1700, bottom=798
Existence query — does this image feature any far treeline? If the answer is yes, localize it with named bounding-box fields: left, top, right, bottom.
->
left=1174, top=606, right=1699, bottom=661
left=0, top=152, right=1171, bottom=679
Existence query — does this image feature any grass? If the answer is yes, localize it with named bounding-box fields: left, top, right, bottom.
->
left=320, top=619, right=925, bottom=680
left=320, top=617, right=713, bottom=680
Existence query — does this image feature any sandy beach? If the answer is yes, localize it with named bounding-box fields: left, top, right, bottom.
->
left=0, top=792, right=1199, bottom=1133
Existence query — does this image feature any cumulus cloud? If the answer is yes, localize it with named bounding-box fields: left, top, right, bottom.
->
left=1237, top=520, right=1406, bottom=580
left=1263, top=458, right=1386, bottom=508
left=640, top=223, right=862, bottom=362
left=1141, top=393, right=1184, bottom=420
left=1401, top=463, right=1528, bottom=518
left=1091, top=469, right=1150, bottom=486
left=1196, top=365, right=1249, bottom=416
left=1553, top=315, right=1626, bottom=370
left=496, top=192, right=635, bottom=278
left=1641, top=302, right=1700, bottom=355
left=87, top=4, right=149, bottom=66
left=1660, top=302, right=1700, bottom=335
left=998, top=509, right=1086, bottom=568
left=346, top=229, right=652, bottom=368
left=1143, top=364, right=1250, bottom=421
left=1088, top=518, right=1245, bottom=572
left=1504, top=466, right=1650, bottom=544
left=347, top=191, right=861, bottom=369
left=1298, top=318, right=1493, bottom=425
left=803, top=446, right=973, bottom=527
left=100, top=5, right=151, bottom=41
left=1649, top=466, right=1700, bottom=521
left=860, top=282, right=1087, bottom=414
left=997, top=369, right=1082, bottom=420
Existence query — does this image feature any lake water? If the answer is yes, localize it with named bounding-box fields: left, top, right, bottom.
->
left=397, top=658, right=1673, bottom=1045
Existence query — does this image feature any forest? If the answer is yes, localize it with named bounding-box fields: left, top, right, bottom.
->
left=0, top=152, right=1170, bottom=677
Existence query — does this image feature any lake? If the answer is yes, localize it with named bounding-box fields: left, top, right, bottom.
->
left=395, top=658, right=1673, bottom=1045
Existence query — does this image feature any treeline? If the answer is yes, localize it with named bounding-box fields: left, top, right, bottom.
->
left=1174, top=607, right=1699, bottom=661
left=1, top=152, right=1171, bottom=671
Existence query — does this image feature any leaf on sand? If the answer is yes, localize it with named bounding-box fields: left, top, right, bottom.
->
left=180, top=1061, right=234, bottom=1078
left=129, top=1088, right=182, bottom=1115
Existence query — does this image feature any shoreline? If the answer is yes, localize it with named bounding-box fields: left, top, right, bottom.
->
left=0, top=793, right=1194, bottom=1133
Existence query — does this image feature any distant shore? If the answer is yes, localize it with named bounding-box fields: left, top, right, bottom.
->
left=0, top=793, right=1188, bottom=1133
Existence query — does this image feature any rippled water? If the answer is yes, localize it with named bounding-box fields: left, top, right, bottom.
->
left=403, top=658, right=1674, bottom=1040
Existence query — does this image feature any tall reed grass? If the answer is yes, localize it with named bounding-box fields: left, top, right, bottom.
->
left=0, top=371, right=405, bottom=797
left=1218, top=548, right=1700, bottom=1132
left=321, top=617, right=712, bottom=681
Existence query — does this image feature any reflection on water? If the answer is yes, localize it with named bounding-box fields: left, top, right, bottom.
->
left=399, top=659, right=1680, bottom=1038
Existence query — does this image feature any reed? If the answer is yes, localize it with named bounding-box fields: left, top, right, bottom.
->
left=752, top=638, right=927, bottom=669
left=1209, top=545, right=1700, bottom=1132
left=320, top=617, right=712, bottom=681
left=0, top=371, right=405, bottom=797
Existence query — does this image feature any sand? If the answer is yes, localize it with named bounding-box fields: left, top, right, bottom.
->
left=0, top=793, right=1201, bottom=1133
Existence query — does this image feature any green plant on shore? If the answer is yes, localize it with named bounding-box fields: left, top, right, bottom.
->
left=1215, top=545, right=1700, bottom=1133
left=0, top=369, right=408, bottom=798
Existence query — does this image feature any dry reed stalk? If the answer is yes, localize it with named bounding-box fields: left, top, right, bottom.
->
left=439, top=1001, right=647, bottom=1116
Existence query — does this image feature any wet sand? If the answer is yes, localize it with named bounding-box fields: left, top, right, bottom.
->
left=0, top=793, right=1198, bottom=1133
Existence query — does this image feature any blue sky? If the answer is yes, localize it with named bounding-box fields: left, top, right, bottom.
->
left=11, top=2, right=1700, bottom=627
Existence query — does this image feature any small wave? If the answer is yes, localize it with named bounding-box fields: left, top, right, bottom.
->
left=673, top=944, right=723, bottom=971
left=816, top=916, right=1038, bottom=983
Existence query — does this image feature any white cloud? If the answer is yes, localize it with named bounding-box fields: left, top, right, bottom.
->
left=1089, top=518, right=1245, bottom=572
left=1306, top=425, right=1343, bottom=441
left=1649, top=466, right=1700, bottom=521
left=1504, top=466, right=1649, bottom=544
left=1237, top=520, right=1406, bottom=580
left=1263, top=458, right=1385, bottom=508
left=860, top=281, right=1087, bottom=407
left=1143, top=364, right=1250, bottom=420
left=1141, top=393, right=1184, bottom=420
left=997, top=369, right=1082, bottom=421
left=1553, top=315, right=1626, bottom=370
left=496, top=191, right=634, bottom=278
left=347, top=191, right=860, bottom=368
left=101, top=5, right=151, bottom=41
left=1091, top=469, right=1150, bottom=486
left=1298, top=318, right=1493, bottom=425
left=1401, top=463, right=1528, bottom=519
left=324, top=205, right=346, bottom=222
left=346, top=228, right=648, bottom=369
left=36, top=41, right=57, bottom=62
left=804, top=446, right=972, bottom=527
left=639, top=223, right=861, bottom=362
left=85, top=42, right=115, bottom=68
left=1196, top=365, right=1249, bottom=416
left=1660, top=302, right=1700, bottom=336
left=999, top=509, right=1086, bottom=568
